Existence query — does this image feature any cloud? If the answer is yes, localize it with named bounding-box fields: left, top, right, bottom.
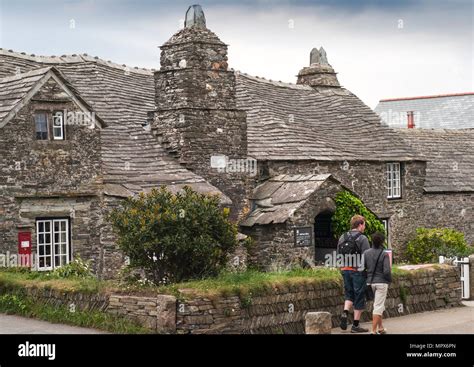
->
left=0, top=0, right=471, bottom=107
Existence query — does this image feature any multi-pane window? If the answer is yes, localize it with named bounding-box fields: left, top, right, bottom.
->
left=52, top=111, right=65, bottom=140
left=34, top=112, right=48, bottom=140
left=386, top=163, right=401, bottom=199
left=36, top=219, right=70, bottom=271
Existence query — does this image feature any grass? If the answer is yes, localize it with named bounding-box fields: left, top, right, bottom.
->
left=0, top=265, right=415, bottom=298
left=0, top=267, right=118, bottom=294
left=0, top=292, right=151, bottom=334
left=155, top=267, right=343, bottom=299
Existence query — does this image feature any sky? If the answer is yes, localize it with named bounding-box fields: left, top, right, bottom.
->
left=0, top=0, right=472, bottom=108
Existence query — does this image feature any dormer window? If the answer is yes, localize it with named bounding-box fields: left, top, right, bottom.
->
left=53, top=111, right=65, bottom=140
left=34, top=112, right=48, bottom=140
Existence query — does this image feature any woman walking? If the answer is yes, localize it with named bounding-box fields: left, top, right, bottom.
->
left=364, top=232, right=392, bottom=334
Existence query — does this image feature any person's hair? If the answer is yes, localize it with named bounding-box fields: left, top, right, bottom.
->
left=371, top=232, right=385, bottom=249
left=350, top=215, right=365, bottom=229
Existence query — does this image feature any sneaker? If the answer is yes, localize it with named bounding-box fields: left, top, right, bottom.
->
left=351, top=325, right=369, bottom=333
left=340, top=313, right=348, bottom=330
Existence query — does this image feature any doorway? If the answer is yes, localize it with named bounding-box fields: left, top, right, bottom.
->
left=314, top=210, right=337, bottom=263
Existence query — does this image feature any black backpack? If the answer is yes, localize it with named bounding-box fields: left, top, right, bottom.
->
left=337, top=232, right=362, bottom=255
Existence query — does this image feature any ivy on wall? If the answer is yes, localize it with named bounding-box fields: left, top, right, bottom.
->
left=331, top=190, right=385, bottom=242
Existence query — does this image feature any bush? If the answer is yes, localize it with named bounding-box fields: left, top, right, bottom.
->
left=52, top=256, right=93, bottom=279
left=406, top=228, right=473, bottom=264
left=109, top=186, right=238, bottom=285
left=332, top=190, right=385, bottom=241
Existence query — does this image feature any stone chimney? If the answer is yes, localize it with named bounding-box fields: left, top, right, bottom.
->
left=297, top=47, right=340, bottom=88
left=152, top=5, right=249, bottom=219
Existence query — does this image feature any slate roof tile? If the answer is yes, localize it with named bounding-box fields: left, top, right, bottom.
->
left=375, top=93, right=474, bottom=129
left=235, top=72, right=419, bottom=162
left=397, top=128, right=474, bottom=192
left=0, top=49, right=229, bottom=201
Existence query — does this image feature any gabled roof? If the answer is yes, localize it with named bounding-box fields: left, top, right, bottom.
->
left=397, top=128, right=474, bottom=193
left=235, top=72, right=419, bottom=162
left=241, top=174, right=339, bottom=226
left=0, top=66, right=105, bottom=129
left=375, top=93, right=474, bottom=129
left=0, top=49, right=230, bottom=202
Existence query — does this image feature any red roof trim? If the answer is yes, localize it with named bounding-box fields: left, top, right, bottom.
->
left=380, top=92, right=474, bottom=103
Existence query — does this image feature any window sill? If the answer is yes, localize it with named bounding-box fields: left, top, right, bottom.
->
left=387, top=197, right=403, bottom=202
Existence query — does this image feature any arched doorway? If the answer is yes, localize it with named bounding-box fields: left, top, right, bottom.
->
left=314, top=210, right=338, bottom=263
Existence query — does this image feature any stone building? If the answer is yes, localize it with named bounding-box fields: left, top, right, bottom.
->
left=0, top=5, right=472, bottom=275
left=375, top=93, right=474, bottom=129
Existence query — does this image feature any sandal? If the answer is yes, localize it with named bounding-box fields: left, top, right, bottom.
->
left=377, top=328, right=387, bottom=334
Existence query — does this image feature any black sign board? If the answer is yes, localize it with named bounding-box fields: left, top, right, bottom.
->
left=294, top=227, right=313, bottom=247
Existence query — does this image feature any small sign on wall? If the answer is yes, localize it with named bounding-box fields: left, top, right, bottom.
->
left=294, top=227, right=313, bottom=247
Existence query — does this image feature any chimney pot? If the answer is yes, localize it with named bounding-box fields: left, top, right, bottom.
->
left=185, top=4, right=206, bottom=28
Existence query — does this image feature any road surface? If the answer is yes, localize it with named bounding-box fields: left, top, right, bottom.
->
left=332, top=301, right=474, bottom=334
left=0, top=313, right=106, bottom=334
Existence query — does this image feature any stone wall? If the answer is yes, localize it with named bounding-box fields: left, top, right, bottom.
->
left=0, top=264, right=462, bottom=334
left=108, top=294, right=176, bottom=333
left=0, top=77, right=105, bottom=274
left=421, top=193, right=474, bottom=246
left=0, top=285, right=109, bottom=313
left=175, top=265, right=461, bottom=334
left=241, top=178, right=343, bottom=270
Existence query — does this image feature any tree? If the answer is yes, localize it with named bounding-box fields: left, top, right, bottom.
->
left=109, top=186, right=238, bottom=284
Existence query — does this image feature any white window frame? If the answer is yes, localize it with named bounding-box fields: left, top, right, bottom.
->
left=36, top=219, right=70, bottom=271
left=52, top=111, right=65, bottom=140
left=382, top=219, right=390, bottom=247
left=386, top=163, right=401, bottom=199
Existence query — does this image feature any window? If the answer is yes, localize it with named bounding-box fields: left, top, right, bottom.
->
left=386, top=163, right=401, bottom=199
left=35, top=112, right=48, bottom=140
left=36, top=219, right=70, bottom=271
left=52, top=111, right=65, bottom=140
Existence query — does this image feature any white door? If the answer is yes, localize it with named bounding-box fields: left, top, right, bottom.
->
left=36, top=219, right=70, bottom=271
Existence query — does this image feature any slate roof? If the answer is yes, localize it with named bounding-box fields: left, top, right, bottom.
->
left=0, top=67, right=53, bottom=124
left=0, top=49, right=230, bottom=202
left=397, top=129, right=474, bottom=192
left=240, top=174, right=338, bottom=226
left=375, top=93, right=474, bottom=129
left=0, top=66, right=105, bottom=129
left=235, top=72, right=419, bottom=162
left=3, top=48, right=471, bottom=197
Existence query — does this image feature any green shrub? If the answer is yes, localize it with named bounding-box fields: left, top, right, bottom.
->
left=109, top=186, right=238, bottom=285
left=406, top=228, right=473, bottom=264
left=332, top=190, right=385, bottom=241
left=52, top=256, right=93, bottom=279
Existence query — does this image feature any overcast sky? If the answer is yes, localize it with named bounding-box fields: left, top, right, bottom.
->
left=0, top=0, right=472, bottom=108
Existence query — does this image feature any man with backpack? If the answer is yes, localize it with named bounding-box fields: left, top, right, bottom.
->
left=337, top=215, right=370, bottom=333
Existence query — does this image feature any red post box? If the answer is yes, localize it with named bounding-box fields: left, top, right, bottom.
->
left=18, top=232, right=32, bottom=268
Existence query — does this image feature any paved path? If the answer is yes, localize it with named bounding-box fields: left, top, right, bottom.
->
left=0, top=313, right=106, bottom=334
left=332, top=302, right=474, bottom=334
left=1, top=303, right=473, bottom=334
